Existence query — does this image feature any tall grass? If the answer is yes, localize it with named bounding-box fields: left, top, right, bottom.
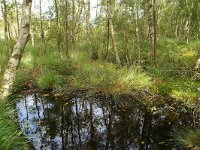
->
left=71, top=62, right=152, bottom=94
left=36, top=70, right=64, bottom=89
left=0, top=101, right=29, bottom=150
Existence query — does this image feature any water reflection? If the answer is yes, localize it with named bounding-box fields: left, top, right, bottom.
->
left=16, top=93, right=188, bottom=150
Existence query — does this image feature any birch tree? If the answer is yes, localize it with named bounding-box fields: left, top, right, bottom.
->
left=107, top=0, right=121, bottom=66
left=0, top=0, right=32, bottom=100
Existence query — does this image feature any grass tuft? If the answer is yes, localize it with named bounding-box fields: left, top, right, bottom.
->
left=0, top=101, right=29, bottom=150
left=71, top=62, right=152, bottom=94
left=36, top=70, right=64, bottom=89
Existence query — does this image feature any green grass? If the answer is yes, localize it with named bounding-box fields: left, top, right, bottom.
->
left=70, top=62, right=153, bottom=94
left=36, top=70, right=64, bottom=89
left=155, top=77, right=200, bottom=114
left=146, top=38, right=199, bottom=78
left=0, top=101, right=30, bottom=150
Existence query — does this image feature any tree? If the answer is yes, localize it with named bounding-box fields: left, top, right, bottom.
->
left=54, top=0, right=62, bottom=57
left=107, top=0, right=121, bottom=66
left=14, top=0, right=20, bottom=36
left=0, top=0, right=32, bottom=100
left=85, top=0, right=98, bottom=61
left=63, top=0, right=69, bottom=57
left=1, top=0, right=9, bottom=40
left=39, top=0, right=45, bottom=49
left=148, top=0, right=157, bottom=66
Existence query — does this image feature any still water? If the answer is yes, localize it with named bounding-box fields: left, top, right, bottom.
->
left=16, top=93, right=191, bottom=150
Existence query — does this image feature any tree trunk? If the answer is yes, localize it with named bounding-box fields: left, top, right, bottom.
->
left=135, top=2, right=140, bottom=64
left=0, top=0, right=32, bottom=100
left=185, top=0, right=190, bottom=43
left=31, top=23, right=35, bottom=46
left=54, top=0, right=62, bottom=57
left=85, top=0, right=98, bottom=61
left=195, top=57, right=200, bottom=70
left=14, top=0, right=20, bottom=36
left=107, top=0, right=121, bottom=66
left=71, top=0, right=76, bottom=52
left=196, top=0, right=200, bottom=39
left=64, top=0, right=69, bottom=57
left=1, top=0, right=8, bottom=40
left=106, top=0, right=110, bottom=59
left=39, top=0, right=44, bottom=46
left=148, top=0, right=157, bottom=66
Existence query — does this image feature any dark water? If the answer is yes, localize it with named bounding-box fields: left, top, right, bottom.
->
left=16, top=93, right=192, bottom=150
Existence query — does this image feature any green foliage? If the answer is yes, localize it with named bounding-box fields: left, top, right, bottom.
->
left=157, top=77, right=200, bottom=109
left=162, top=39, right=197, bottom=68
left=36, top=70, right=64, bottom=89
left=71, top=62, right=152, bottom=94
left=146, top=39, right=199, bottom=78
left=0, top=40, right=8, bottom=77
left=20, top=53, right=34, bottom=69
left=13, top=70, right=30, bottom=89
left=71, top=62, right=118, bottom=91
left=0, top=101, right=29, bottom=150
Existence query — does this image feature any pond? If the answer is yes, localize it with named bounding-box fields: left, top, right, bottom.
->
left=16, top=93, right=193, bottom=150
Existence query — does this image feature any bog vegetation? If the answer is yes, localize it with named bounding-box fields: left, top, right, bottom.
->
left=0, top=0, right=200, bottom=149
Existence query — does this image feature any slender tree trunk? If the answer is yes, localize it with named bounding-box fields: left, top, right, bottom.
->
left=96, top=0, right=98, bottom=18
left=135, top=2, right=140, bottom=64
left=85, top=0, right=98, bottom=61
left=148, top=0, right=157, bottom=66
left=1, top=0, right=11, bottom=56
left=106, top=0, right=110, bottom=59
left=71, top=0, right=76, bottom=52
left=39, top=0, right=44, bottom=46
left=31, top=23, right=35, bottom=46
left=64, top=0, right=69, bottom=57
left=123, top=3, right=130, bottom=66
left=196, top=0, right=200, bottom=39
left=86, top=0, right=90, bottom=34
left=54, top=0, right=62, bottom=57
left=107, top=0, right=121, bottom=66
left=14, top=0, right=20, bottom=36
left=1, top=0, right=8, bottom=40
left=185, top=0, right=190, bottom=43
left=10, top=12, right=17, bottom=40
left=0, top=0, right=32, bottom=100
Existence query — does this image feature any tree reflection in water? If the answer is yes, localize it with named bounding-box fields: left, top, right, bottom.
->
left=16, top=93, right=190, bottom=150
